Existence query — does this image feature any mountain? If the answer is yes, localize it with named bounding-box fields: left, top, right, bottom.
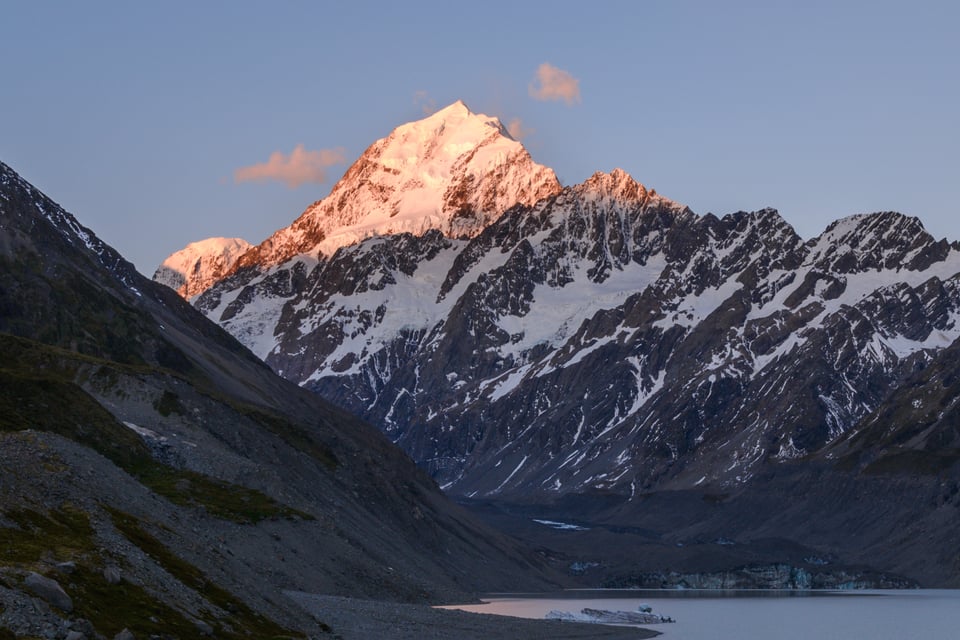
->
left=158, top=103, right=960, bottom=587
left=0, top=160, right=576, bottom=638
left=228, top=100, right=561, bottom=274
left=153, top=236, right=252, bottom=298
left=188, top=161, right=960, bottom=498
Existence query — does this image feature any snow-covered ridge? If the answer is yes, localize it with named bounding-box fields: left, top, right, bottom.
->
left=213, top=170, right=686, bottom=383
left=153, top=237, right=252, bottom=299
left=278, top=202, right=960, bottom=497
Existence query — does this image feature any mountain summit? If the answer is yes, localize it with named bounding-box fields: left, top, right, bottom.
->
left=223, top=100, right=561, bottom=274
left=153, top=236, right=252, bottom=298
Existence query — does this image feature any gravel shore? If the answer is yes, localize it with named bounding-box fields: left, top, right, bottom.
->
left=286, top=592, right=661, bottom=639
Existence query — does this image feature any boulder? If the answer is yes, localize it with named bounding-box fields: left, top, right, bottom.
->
left=193, top=619, right=214, bottom=636
left=54, top=561, right=77, bottom=575
left=23, top=572, right=73, bottom=612
left=103, top=565, right=122, bottom=585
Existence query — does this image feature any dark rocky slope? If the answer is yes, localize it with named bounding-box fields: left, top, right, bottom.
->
left=0, top=161, right=570, bottom=638
left=462, top=359, right=960, bottom=589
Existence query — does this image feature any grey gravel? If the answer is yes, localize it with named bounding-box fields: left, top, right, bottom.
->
left=285, top=592, right=659, bottom=640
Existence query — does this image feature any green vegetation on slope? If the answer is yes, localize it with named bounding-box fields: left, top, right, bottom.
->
left=232, top=403, right=340, bottom=471
left=0, top=255, right=153, bottom=367
left=0, top=505, right=95, bottom=567
left=0, top=334, right=309, bottom=524
left=0, top=505, right=317, bottom=637
left=0, top=505, right=205, bottom=637
left=108, top=507, right=319, bottom=638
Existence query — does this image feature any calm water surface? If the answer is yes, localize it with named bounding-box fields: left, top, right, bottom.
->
left=442, top=589, right=960, bottom=639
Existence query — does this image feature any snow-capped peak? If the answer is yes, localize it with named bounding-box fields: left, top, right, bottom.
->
left=574, top=168, right=685, bottom=213
left=578, top=168, right=650, bottom=201
left=232, top=101, right=562, bottom=270
left=412, top=99, right=492, bottom=130
left=153, top=237, right=252, bottom=299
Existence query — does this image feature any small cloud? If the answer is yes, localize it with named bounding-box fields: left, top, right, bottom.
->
left=507, top=117, right=534, bottom=141
left=528, top=62, right=581, bottom=105
left=414, top=90, right=437, bottom=115
left=234, top=145, right=346, bottom=188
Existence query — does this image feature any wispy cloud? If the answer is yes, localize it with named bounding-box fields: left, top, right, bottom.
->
left=234, top=145, right=346, bottom=188
left=507, top=117, right=534, bottom=141
left=528, top=63, right=581, bottom=105
left=414, top=90, right=437, bottom=115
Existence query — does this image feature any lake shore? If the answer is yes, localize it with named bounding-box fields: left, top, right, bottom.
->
left=285, top=591, right=660, bottom=639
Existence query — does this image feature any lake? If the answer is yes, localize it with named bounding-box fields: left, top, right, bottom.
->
left=441, top=589, right=960, bottom=639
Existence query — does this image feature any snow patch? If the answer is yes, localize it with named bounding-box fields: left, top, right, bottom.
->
left=532, top=519, right=589, bottom=531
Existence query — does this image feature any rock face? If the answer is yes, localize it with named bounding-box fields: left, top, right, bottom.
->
left=828, top=331, right=960, bottom=474
left=603, top=565, right=916, bottom=590
left=152, top=237, right=252, bottom=298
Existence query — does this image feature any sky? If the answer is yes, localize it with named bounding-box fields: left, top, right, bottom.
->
left=2, top=1, right=958, bottom=275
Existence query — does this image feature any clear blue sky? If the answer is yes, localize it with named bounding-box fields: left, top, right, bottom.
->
left=2, top=1, right=958, bottom=274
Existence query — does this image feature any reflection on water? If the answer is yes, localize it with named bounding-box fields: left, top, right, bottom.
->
left=440, top=590, right=960, bottom=640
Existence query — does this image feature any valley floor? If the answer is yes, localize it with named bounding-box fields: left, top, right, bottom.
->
left=285, top=592, right=659, bottom=639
